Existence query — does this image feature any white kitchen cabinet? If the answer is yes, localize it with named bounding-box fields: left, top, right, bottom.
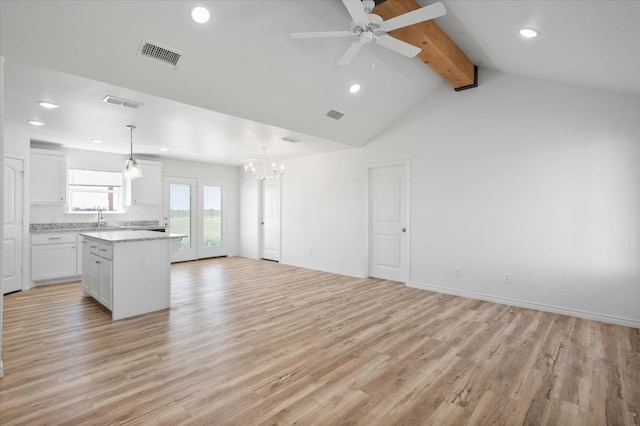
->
left=30, top=149, right=67, bottom=204
left=80, top=230, right=182, bottom=320
left=99, top=258, right=113, bottom=309
left=89, top=252, right=100, bottom=298
left=31, top=233, right=77, bottom=281
left=81, top=237, right=91, bottom=294
left=77, top=234, right=84, bottom=276
left=87, top=243, right=113, bottom=310
left=127, top=160, right=162, bottom=205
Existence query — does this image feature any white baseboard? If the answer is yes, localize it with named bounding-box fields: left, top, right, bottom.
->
left=280, top=260, right=366, bottom=279
left=0, top=359, right=4, bottom=378
left=409, top=281, right=640, bottom=329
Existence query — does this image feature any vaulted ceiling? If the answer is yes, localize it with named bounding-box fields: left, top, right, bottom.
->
left=1, top=1, right=638, bottom=164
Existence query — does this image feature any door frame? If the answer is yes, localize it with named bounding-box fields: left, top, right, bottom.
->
left=363, top=160, right=411, bottom=284
left=3, top=154, right=27, bottom=293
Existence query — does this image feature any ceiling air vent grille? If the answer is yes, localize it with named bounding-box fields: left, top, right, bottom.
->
left=102, top=95, right=144, bottom=109
left=325, top=109, right=345, bottom=120
left=138, top=39, right=182, bottom=67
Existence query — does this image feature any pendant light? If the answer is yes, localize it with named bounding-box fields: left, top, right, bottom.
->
left=123, top=124, right=142, bottom=180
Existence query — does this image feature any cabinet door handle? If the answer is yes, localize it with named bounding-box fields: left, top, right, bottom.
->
left=48, top=237, right=62, bottom=240
left=99, top=248, right=107, bottom=251
left=95, top=260, right=101, bottom=264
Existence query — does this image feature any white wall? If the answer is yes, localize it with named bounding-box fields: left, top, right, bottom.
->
left=270, top=69, right=640, bottom=327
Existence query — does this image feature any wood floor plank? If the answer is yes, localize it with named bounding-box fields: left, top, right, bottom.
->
left=1, top=257, right=638, bottom=425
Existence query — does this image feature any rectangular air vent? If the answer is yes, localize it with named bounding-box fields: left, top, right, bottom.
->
left=326, top=109, right=344, bottom=120
left=102, top=95, right=144, bottom=109
left=138, top=39, right=181, bottom=67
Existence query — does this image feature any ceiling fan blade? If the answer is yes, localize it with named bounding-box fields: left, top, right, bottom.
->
left=382, top=2, right=446, bottom=32
left=342, top=0, right=369, bottom=27
left=291, top=30, right=354, bottom=39
left=376, top=35, right=421, bottom=58
left=337, top=40, right=364, bottom=66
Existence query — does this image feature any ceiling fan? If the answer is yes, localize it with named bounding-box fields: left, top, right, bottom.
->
left=291, top=0, right=446, bottom=66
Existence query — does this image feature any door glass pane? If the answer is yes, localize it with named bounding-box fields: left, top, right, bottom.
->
left=203, top=185, right=222, bottom=247
left=170, top=184, right=191, bottom=250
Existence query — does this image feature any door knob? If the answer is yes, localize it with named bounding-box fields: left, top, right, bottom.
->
left=402, top=228, right=407, bottom=232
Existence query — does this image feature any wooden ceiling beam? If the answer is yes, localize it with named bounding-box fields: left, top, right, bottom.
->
left=373, top=0, right=477, bottom=90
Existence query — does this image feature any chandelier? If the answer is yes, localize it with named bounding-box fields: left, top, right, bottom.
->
left=244, top=147, right=284, bottom=181
left=123, top=124, right=142, bottom=180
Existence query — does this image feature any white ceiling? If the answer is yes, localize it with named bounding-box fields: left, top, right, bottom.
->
left=1, top=0, right=638, bottom=165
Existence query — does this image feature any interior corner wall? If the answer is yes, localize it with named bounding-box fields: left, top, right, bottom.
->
left=280, top=148, right=365, bottom=277
left=272, top=68, right=640, bottom=326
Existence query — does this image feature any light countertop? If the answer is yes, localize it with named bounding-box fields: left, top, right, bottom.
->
left=79, top=230, right=185, bottom=243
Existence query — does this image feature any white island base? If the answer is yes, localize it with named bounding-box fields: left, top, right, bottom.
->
left=80, top=230, right=183, bottom=320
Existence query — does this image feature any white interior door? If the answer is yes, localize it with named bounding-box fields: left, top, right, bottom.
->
left=197, top=179, right=226, bottom=259
left=164, top=177, right=197, bottom=262
left=261, top=180, right=281, bottom=261
left=3, top=157, right=24, bottom=294
left=368, top=164, right=408, bottom=282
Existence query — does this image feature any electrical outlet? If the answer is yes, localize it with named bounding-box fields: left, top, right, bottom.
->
left=503, top=273, right=512, bottom=283
left=454, top=267, right=462, bottom=276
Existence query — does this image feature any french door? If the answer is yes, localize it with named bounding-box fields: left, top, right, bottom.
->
left=164, top=177, right=227, bottom=262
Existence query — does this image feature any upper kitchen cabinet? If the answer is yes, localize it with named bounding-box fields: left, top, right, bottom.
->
left=30, top=149, right=67, bottom=204
left=126, top=159, right=162, bottom=205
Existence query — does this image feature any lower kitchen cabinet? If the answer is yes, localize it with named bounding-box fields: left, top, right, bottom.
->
left=85, top=242, right=113, bottom=310
left=31, top=233, right=78, bottom=281
left=99, top=257, right=113, bottom=309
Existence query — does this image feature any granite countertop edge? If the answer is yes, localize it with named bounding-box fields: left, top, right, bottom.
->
left=30, top=222, right=166, bottom=233
left=79, top=230, right=185, bottom=243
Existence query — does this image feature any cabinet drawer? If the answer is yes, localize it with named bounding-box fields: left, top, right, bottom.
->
left=88, top=241, right=100, bottom=255
left=32, top=232, right=76, bottom=245
left=98, top=243, right=113, bottom=260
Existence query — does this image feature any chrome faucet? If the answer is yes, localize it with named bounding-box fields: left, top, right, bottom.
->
left=97, top=208, right=104, bottom=227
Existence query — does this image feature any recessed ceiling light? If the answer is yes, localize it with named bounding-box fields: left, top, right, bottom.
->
left=90, top=139, right=103, bottom=143
left=28, top=120, right=46, bottom=126
left=159, top=148, right=169, bottom=152
left=349, top=83, right=361, bottom=94
left=190, top=5, right=210, bottom=24
left=38, top=101, right=59, bottom=109
left=519, top=28, right=538, bottom=38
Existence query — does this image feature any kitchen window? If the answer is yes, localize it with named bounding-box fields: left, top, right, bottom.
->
left=68, top=169, right=123, bottom=212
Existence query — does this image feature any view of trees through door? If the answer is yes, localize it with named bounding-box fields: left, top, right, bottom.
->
left=164, top=177, right=226, bottom=262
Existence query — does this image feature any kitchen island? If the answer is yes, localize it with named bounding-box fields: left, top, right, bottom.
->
left=79, top=230, right=184, bottom=320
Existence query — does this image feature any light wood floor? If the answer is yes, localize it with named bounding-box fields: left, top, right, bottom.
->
left=1, top=257, right=638, bottom=425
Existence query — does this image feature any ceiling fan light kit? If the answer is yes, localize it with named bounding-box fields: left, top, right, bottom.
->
left=291, top=0, right=446, bottom=66
left=292, top=0, right=478, bottom=91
